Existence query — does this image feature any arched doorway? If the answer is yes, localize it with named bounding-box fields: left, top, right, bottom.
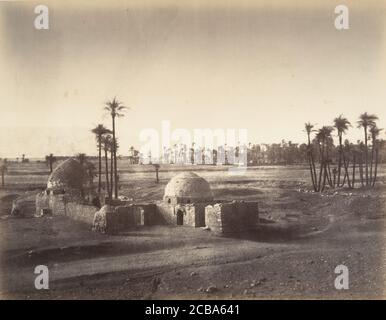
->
left=176, top=209, right=184, bottom=225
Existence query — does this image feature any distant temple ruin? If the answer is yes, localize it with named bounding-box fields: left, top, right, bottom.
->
left=36, top=158, right=259, bottom=235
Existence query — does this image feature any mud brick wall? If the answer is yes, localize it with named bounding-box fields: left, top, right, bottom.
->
left=134, top=203, right=158, bottom=225
left=49, top=194, right=67, bottom=216
left=184, top=205, right=196, bottom=227
left=185, top=203, right=206, bottom=227
left=35, top=192, right=50, bottom=215
left=105, top=204, right=158, bottom=233
left=205, top=204, right=223, bottom=233
left=66, top=201, right=98, bottom=225
left=238, top=201, right=259, bottom=227
left=156, top=202, right=175, bottom=224
left=133, top=206, right=145, bottom=225
left=205, top=201, right=259, bottom=234
left=104, top=205, right=135, bottom=233
left=37, top=192, right=98, bottom=226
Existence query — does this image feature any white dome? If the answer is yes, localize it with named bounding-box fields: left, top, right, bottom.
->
left=164, top=172, right=213, bottom=203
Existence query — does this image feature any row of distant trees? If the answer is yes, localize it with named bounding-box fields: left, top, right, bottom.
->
left=305, top=112, right=383, bottom=192
left=151, top=137, right=386, bottom=167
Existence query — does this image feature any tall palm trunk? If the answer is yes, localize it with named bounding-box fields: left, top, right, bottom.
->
left=370, top=139, right=375, bottom=184
left=98, top=137, right=102, bottom=193
left=308, top=152, right=316, bottom=191
left=325, top=144, right=333, bottom=187
left=359, top=155, right=364, bottom=187
left=112, top=116, right=118, bottom=198
left=338, top=135, right=351, bottom=188
left=104, top=148, right=111, bottom=200
left=307, top=135, right=317, bottom=191
left=372, top=147, right=379, bottom=187
left=352, top=153, right=356, bottom=189
left=321, top=163, right=328, bottom=192
left=311, top=152, right=317, bottom=189
left=341, top=153, right=351, bottom=188
left=337, top=134, right=343, bottom=186
left=364, top=126, right=369, bottom=186
left=1, top=173, right=4, bottom=187
left=318, top=144, right=325, bottom=192
left=110, top=148, right=114, bottom=197
left=327, top=162, right=333, bottom=187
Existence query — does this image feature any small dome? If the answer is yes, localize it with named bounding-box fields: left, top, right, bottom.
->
left=47, top=158, right=85, bottom=191
left=164, top=172, right=213, bottom=204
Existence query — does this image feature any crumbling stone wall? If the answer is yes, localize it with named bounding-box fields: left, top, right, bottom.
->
left=205, top=201, right=259, bottom=235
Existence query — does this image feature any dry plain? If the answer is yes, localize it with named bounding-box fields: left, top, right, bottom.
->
left=0, top=161, right=385, bottom=299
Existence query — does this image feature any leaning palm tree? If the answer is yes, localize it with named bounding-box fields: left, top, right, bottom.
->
left=304, top=122, right=317, bottom=191
left=0, top=161, right=8, bottom=187
left=357, top=112, right=378, bottom=186
left=104, top=97, right=128, bottom=199
left=101, top=134, right=112, bottom=200
left=369, top=125, right=382, bottom=186
left=333, top=115, right=351, bottom=187
left=91, top=124, right=111, bottom=193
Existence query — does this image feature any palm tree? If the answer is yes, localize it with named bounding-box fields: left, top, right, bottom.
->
left=101, top=134, right=112, bottom=200
left=340, top=139, right=352, bottom=188
left=357, top=112, right=378, bottom=185
left=357, top=141, right=365, bottom=187
left=333, top=115, right=351, bottom=187
left=91, top=124, right=111, bottom=193
left=104, top=97, right=128, bottom=199
left=45, top=153, right=57, bottom=173
left=0, top=161, right=7, bottom=187
left=316, top=126, right=334, bottom=191
left=304, top=122, right=317, bottom=191
left=110, top=138, right=119, bottom=195
left=351, top=143, right=358, bottom=189
left=369, top=125, right=382, bottom=186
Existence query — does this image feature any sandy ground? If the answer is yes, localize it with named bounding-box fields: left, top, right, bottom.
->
left=0, top=164, right=385, bottom=299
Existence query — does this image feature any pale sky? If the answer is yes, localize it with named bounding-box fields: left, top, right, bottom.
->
left=1, top=0, right=386, bottom=157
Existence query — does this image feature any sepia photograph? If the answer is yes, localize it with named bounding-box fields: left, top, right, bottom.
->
left=0, top=0, right=386, bottom=304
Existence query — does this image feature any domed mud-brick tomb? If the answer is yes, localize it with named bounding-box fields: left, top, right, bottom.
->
left=163, top=172, right=214, bottom=205
left=47, top=158, right=85, bottom=194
